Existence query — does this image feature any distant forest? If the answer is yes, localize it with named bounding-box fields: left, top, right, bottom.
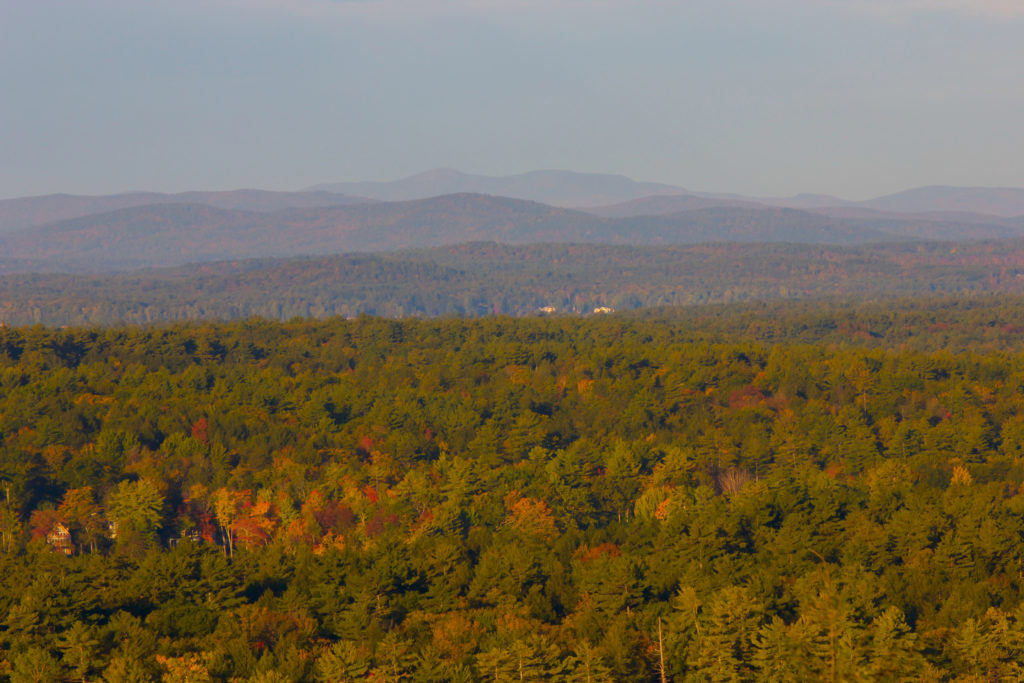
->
left=5, top=240, right=1024, bottom=326
left=7, top=300, right=1024, bottom=679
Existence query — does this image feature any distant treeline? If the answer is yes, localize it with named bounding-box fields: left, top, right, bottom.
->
left=4, top=241, right=1024, bottom=326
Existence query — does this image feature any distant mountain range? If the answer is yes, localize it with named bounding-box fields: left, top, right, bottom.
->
left=2, top=170, right=1024, bottom=273
left=0, top=195, right=900, bottom=272
left=851, top=186, right=1024, bottom=217
left=0, top=189, right=370, bottom=235
left=308, top=169, right=1024, bottom=217
left=307, top=168, right=684, bottom=207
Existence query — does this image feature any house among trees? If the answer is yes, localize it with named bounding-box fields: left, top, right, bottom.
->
left=168, top=528, right=202, bottom=547
left=46, top=522, right=73, bottom=555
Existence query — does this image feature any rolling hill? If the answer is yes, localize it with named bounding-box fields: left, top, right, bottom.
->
left=581, top=193, right=766, bottom=217
left=0, top=195, right=893, bottom=272
left=3, top=173, right=1024, bottom=275
left=858, top=185, right=1024, bottom=216
left=0, top=189, right=371, bottom=235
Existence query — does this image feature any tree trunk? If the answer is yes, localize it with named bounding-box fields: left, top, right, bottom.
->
left=658, top=617, right=668, bottom=683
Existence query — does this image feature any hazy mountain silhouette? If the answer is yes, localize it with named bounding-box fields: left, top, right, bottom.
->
left=572, top=195, right=1024, bottom=241
left=0, top=189, right=371, bottom=234
left=856, top=186, right=1024, bottom=217
left=310, top=171, right=1024, bottom=218
left=308, top=168, right=687, bottom=207
left=693, top=186, right=1024, bottom=217
left=0, top=194, right=895, bottom=272
left=581, top=194, right=766, bottom=217
left=5, top=173, right=1024, bottom=273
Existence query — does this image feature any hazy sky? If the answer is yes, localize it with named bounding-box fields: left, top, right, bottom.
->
left=2, top=0, right=1023, bottom=200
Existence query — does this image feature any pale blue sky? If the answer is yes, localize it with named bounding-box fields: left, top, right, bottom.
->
left=2, top=0, right=1023, bottom=200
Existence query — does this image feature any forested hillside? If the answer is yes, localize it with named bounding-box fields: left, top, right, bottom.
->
left=5, top=303, right=1024, bottom=679
left=3, top=191, right=1024, bottom=273
left=6, top=240, right=1024, bottom=326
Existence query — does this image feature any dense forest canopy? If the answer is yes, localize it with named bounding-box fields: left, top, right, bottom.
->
left=6, top=239, right=1024, bottom=327
left=4, top=301, right=1024, bottom=679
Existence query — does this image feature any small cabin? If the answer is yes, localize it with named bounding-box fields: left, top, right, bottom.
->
left=46, top=523, right=73, bottom=555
